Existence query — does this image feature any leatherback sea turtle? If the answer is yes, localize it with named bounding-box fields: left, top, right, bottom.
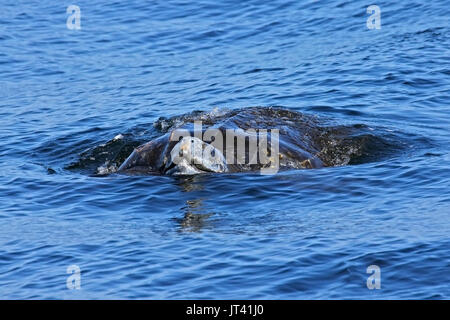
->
left=116, top=107, right=380, bottom=175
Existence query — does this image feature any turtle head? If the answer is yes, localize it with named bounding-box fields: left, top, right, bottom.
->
left=164, top=136, right=228, bottom=175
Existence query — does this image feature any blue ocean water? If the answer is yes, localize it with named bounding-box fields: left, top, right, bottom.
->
left=0, top=0, right=449, bottom=299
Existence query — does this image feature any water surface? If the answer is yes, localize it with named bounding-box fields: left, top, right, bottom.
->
left=0, top=0, right=449, bottom=299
